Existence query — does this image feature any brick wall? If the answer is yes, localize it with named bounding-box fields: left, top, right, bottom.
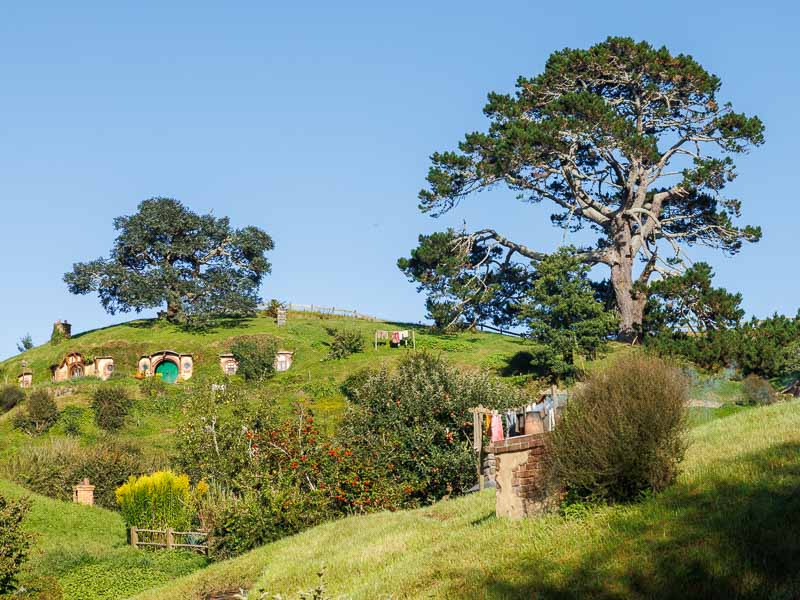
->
left=488, top=433, right=553, bottom=518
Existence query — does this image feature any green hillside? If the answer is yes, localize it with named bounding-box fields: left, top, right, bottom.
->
left=0, top=478, right=206, bottom=599
left=0, top=312, right=535, bottom=458
left=132, top=399, right=800, bottom=600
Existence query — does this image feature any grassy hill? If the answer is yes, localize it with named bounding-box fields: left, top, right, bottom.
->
left=0, top=311, right=765, bottom=599
left=0, top=312, right=534, bottom=458
left=0, top=478, right=206, bottom=599
left=131, top=399, right=800, bottom=600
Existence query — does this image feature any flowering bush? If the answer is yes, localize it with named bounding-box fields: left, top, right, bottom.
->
left=177, top=385, right=403, bottom=557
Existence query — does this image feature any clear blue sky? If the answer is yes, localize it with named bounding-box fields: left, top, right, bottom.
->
left=1, top=1, right=797, bottom=359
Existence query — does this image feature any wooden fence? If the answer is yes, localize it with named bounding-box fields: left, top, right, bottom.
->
left=477, top=323, right=526, bottom=338
left=130, top=527, right=209, bottom=554
left=260, top=302, right=380, bottom=321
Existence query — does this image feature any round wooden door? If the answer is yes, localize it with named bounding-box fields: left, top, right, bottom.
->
left=155, top=360, right=179, bottom=383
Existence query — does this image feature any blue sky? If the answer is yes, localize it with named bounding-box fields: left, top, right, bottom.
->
left=0, top=1, right=797, bottom=359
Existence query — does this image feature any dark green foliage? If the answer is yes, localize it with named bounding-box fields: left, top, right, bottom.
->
left=398, top=229, right=531, bottom=329
left=5, top=439, right=157, bottom=510
left=340, top=352, right=527, bottom=503
left=648, top=328, right=741, bottom=373
left=325, top=328, right=364, bottom=360
left=414, top=37, right=763, bottom=338
left=230, top=336, right=278, bottom=381
left=521, top=249, right=617, bottom=381
left=0, top=493, right=31, bottom=595
left=13, top=390, right=58, bottom=434
left=91, top=386, right=132, bottom=431
left=549, top=354, right=689, bottom=502
left=205, top=488, right=324, bottom=560
left=742, top=374, right=777, bottom=406
left=649, top=312, right=800, bottom=378
left=59, top=405, right=85, bottom=436
left=63, top=197, right=274, bottom=324
left=737, top=314, right=800, bottom=378
left=16, top=334, right=33, bottom=354
left=0, top=386, right=24, bottom=414
left=645, top=263, right=744, bottom=335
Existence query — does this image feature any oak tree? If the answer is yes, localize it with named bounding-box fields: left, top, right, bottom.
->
left=414, top=37, right=763, bottom=340
left=64, top=198, right=274, bottom=324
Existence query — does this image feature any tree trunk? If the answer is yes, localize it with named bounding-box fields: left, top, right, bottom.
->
left=609, top=225, right=647, bottom=343
left=165, top=297, right=183, bottom=323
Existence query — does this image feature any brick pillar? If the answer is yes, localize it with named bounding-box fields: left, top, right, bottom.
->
left=73, top=478, right=95, bottom=506
left=488, top=433, right=552, bottom=518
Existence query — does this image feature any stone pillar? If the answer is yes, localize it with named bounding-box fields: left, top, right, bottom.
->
left=488, top=433, right=552, bottom=519
left=73, top=478, right=95, bottom=506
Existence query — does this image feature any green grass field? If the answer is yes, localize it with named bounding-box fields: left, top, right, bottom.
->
left=126, top=399, right=800, bottom=600
left=0, top=478, right=207, bottom=599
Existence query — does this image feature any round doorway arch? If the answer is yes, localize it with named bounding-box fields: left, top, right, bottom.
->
left=155, top=360, right=179, bottom=383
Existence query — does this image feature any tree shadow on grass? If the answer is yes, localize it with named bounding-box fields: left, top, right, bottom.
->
left=455, top=442, right=800, bottom=599
left=500, top=351, right=537, bottom=377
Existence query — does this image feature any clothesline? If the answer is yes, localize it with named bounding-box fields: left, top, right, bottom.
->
left=469, top=389, right=568, bottom=451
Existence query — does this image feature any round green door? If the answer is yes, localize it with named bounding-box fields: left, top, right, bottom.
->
left=155, top=360, right=179, bottom=383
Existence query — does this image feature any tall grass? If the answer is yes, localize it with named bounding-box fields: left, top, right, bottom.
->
left=115, top=470, right=195, bottom=530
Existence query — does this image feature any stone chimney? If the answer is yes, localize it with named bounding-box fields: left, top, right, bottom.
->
left=55, top=320, right=72, bottom=339
left=73, top=478, right=95, bottom=506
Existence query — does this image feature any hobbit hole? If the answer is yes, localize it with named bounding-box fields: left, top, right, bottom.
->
left=50, top=353, right=114, bottom=382
left=139, top=351, right=193, bottom=382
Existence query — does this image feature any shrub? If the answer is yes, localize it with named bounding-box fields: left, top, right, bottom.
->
left=0, top=493, right=32, bottom=595
left=3, top=438, right=157, bottom=509
left=230, top=336, right=278, bottom=381
left=339, top=352, right=527, bottom=503
left=549, top=353, right=689, bottom=503
left=742, top=374, right=776, bottom=406
left=0, top=385, right=24, bottom=414
left=91, top=386, right=132, bottom=431
left=325, top=328, right=364, bottom=360
left=262, top=299, right=286, bottom=319
left=13, top=389, right=58, bottom=434
left=115, top=470, right=198, bottom=530
left=205, top=487, right=321, bottom=560
left=179, top=393, right=403, bottom=558
left=59, top=405, right=85, bottom=436
left=140, top=375, right=168, bottom=399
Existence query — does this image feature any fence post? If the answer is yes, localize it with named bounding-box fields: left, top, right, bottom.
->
left=130, top=526, right=138, bottom=548
left=166, top=528, right=174, bottom=549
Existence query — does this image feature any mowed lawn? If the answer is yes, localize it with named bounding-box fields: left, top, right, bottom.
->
left=134, top=400, right=800, bottom=600
left=0, top=478, right=207, bottom=600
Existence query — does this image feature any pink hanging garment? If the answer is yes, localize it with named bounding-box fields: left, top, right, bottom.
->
left=490, top=413, right=504, bottom=442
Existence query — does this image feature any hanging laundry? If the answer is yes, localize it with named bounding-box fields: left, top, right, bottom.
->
left=490, top=413, right=504, bottom=442
left=391, top=331, right=401, bottom=345
left=505, top=410, right=518, bottom=437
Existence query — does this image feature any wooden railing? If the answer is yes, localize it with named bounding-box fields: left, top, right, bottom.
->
left=260, top=302, right=380, bottom=321
left=130, top=527, right=209, bottom=554
left=477, top=323, right=526, bottom=338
